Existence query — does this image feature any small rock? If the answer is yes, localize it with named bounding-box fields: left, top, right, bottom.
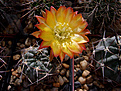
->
left=76, top=68, right=80, bottom=72
left=8, top=41, right=12, bottom=46
left=20, top=44, right=25, bottom=49
left=76, top=64, right=80, bottom=68
left=78, top=77, right=86, bottom=84
left=74, top=81, right=82, bottom=89
left=40, top=89, right=44, bottom=91
left=83, top=84, right=89, bottom=90
left=82, top=70, right=90, bottom=78
left=1, top=41, right=5, bottom=46
left=60, top=69, right=66, bottom=75
left=76, top=70, right=83, bottom=77
left=53, top=83, right=60, bottom=87
left=13, top=54, right=20, bottom=60
left=66, top=70, right=69, bottom=78
left=17, top=43, right=21, bottom=46
left=77, top=89, right=83, bottom=91
left=7, top=85, right=11, bottom=90
left=51, top=88, right=58, bottom=91
left=62, top=63, right=69, bottom=69
left=63, top=76, right=69, bottom=83
left=83, top=56, right=89, bottom=61
left=80, top=60, right=88, bottom=70
left=59, top=75, right=64, bottom=86
left=74, top=57, right=84, bottom=64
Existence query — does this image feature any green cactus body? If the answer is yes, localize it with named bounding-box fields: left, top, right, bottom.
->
left=22, top=46, right=53, bottom=82
left=94, top=36, right=121, bottom=82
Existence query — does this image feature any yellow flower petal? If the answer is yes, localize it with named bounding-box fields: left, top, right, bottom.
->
left=50, top=6, right=57, bottom=22
left=36, top=15, right=46, bottom=24
left=79, top=44, right=86, bottom=50
left=38, top=31, right=54, bottom=41
left=59, top=51, right=65, bottom=62
left=74, top=21, right=88, bottom=33
left=41, top=9, right=46, bottom=18
left=80, top=29, right=90, bottom=35
left=71, top=34, right=89, bottom=43
left=64, top=7, right=73, bottom=23
left=69, top=14, right=84, bottom=30
left=39, top=41, right=52, bottom=49
left=35, top=24, right=52, bottom=33
left=46, top=10, right=56, bottom=29
left=66, top=41, right=82, bottom=53
left=31, top=31, right=41, bottom=38
left=56, top=6, right=66, bottom=23
left=61, top=42, right=73, bottom=58
left=51, top=40, right=61, bottom=57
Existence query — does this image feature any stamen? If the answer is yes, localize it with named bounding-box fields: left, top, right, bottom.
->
left=54, top=22, right=73, bottom=41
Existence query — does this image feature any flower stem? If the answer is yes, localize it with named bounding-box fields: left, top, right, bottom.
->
left=69, top=57, right=74, bottom=91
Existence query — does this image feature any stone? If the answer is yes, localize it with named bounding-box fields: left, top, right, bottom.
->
left=63, top=76, right=69, bottom=83
left=74, top=81, right=82, bottom=89
left=13, top=54, right=20, bottom=60
left=76, top=70, right=83, bottom=77
left=51, top=88, right=58, bottom=91
left=83, top=84, right=89, bottom=90
left=82, top=70, right=90, bottom=78
left=78, top=77, right=86, bottom=84
left=80, top=60, right=88, bottom=70
left=66, top=70, right=69, bottom=78
left=60, top=69, right=66, bottom=75
left=62, top=63, right=69, bottom=69
left=53, top=83, right=60, bottom=87
left=59, top=75, right=64, bottom=86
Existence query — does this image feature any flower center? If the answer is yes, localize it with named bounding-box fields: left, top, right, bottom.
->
left=54, top=22, right=73, bottom=41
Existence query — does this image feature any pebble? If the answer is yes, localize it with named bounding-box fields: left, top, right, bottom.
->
left=80, top=60, right=88, bottom=70
left=17, top=42, right=21, bottom=46
left=78, top=77, right=86, bottom=84
left=82, top=70, right=90, bottom=77
left=1, top=41, right=5, bottom=46
left=62, top=63, right=69, bottom=69
left=76, top=64, right=80, bottom=68
left=8, top=41, right=12, bottom=46
left=83, top=56, right=89, bottom=61
left=66, top=70, right=69, bottom=78
left=51, top=88, right=58, bottom=91
left=83, top=84, right=89, bottom=90
left=20, top=44, right=25, bottom=49
left=74, top=81, right=82, bottom=89
left=76, top=70, right=83, bottom=77
left=13, top=54, right=20, bottom=60
left=60, top=69, right=66, bottom=75
left=76, top=68, right=80, bottom=72
left=40, top=89, right=44, bottom=91
left=53, top=83, right=60, bottom=87
left=63, top=76, right=69, bottom=83
left=58, top=75, right=64, bottom=86
left=74, top=57, right=84, bottom=64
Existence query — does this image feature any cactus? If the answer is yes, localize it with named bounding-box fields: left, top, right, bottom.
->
left=21, top=46, right=53, bottom=82
left=94, top=36, right=121, bottom=82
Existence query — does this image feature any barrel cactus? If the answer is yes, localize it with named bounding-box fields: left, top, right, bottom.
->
left=21, top=46, right=53, bottom=82
left=94, top=35, right=121, bottom=82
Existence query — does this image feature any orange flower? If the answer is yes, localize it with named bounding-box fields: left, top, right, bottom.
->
left=32, top=6, right=90, bottom=62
